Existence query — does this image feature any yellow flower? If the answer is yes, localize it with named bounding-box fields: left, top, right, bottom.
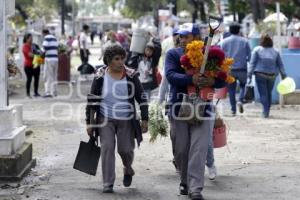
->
left=221, top=64, right=230, bottom=72
left=186, top=41, right=205, bottom=68
left=186, top=41, right=204, bottom=52
left=222, top=58, right=234, bottom=66
left=226, top=76, right=235, bottom=84
left=221, top=58, right=234, bottom=72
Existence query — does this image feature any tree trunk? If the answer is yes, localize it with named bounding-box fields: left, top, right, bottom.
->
left=199, top=2, right=207, bottom=23
left=250, top=0, right=265, bottom=23
left=258, top=0, right=265, bottom=20
left=16, top=4, right=28, bottom=21
left=232, top=0, right=236, bottom=21
left=192, top=1, right=199, bottom=23
left=293, top=0, right=300, bottom=6
left=61, top=0, right=66, bottom=35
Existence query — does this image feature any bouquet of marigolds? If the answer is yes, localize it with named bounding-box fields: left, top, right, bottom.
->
left=32, top=55, right=45, bottom=68
left=180, top=40, right=235, bottom=84
left=148, top=102, right=168, bottom=143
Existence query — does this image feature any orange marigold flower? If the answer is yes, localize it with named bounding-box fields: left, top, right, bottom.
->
left=222, top=58, right=234, bottom=66
left=221, top=64, right=231, bottom=72
left=226, top=76, right=235, bottom=84
left=186, top=41, right=204, bottom=68
left=186, top=41, right=204, bottom=52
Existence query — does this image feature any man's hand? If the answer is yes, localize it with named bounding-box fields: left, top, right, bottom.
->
left=192, top=73, right=202, bottom=86
left=281, top=73, right=287, bottom=80
left=86, top=125, right=93, bottom=136
left=141, top=120, right=148, bottom=133
left=200, top=76, right=215, bottom=87
left=192, top=74, right=215, bottom=88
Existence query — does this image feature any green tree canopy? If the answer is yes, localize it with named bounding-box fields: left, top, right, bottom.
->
left=14, top=0, right=75, bottom=26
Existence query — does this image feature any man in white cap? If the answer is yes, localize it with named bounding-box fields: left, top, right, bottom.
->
left=165, top=23, right=226, bottom=200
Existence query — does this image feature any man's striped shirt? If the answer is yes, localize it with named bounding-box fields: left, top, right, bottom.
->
left=43, top=34, right=58, bottom=61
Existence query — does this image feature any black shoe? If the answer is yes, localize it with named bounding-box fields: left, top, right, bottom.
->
left=103, top=185, right=114, bottom=193
left=34, top=93, right=41, bottom=97
left=26, top=94, right=32, bottom=99
left=123, top=174, right=132, bottom=187
left=231, top=111, right=236, bottom=116
left=179, top=183, right=188, bottom=195
left=237, top=102, right=244, bottom=113
left=190, top=193, right=204, bottom=200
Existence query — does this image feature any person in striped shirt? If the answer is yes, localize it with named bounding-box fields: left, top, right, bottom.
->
left=42, top=29, right=59, bottom=97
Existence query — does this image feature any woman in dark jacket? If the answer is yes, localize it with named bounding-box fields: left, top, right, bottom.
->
left=85, top=45, right=148, bottom=193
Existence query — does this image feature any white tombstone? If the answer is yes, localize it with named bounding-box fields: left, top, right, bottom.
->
left=0, top=0, right=35, bottom=181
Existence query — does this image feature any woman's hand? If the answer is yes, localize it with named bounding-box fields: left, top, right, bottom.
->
left=86, top=125, right=93, bottom=136
left=141, top=120, right=148, bottom=133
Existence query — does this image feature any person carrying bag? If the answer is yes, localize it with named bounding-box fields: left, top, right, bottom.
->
left=84, top=45, right=148, bottom=193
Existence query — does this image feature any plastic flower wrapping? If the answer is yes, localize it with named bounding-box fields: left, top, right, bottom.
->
left=180, top=41, right=235, bottom=84
left=148, top=102, right=168, bottom=143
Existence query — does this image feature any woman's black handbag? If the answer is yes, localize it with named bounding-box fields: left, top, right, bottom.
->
left=244, top=85, right=255, bottom=102
left=73, top=136, right=101, bottom=176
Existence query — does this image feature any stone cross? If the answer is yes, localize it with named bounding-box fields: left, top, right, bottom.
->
left=167, top=3, right=175, bottom=17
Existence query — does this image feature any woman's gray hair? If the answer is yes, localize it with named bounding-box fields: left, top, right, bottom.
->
left=103, top=45, right=126, bottom=65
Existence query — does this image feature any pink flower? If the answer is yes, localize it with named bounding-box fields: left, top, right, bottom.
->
left=208, top=46, right=225, bottom=65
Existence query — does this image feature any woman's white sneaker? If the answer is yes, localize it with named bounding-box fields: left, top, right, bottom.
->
left=208, top=165, right=217, bottom=180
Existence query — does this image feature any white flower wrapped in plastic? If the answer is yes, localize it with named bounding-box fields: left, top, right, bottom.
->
left=148, top=102, right=168, bottom=142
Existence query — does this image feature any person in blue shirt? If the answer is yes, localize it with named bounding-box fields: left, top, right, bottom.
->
left=165, top=23, right=225, bottom=200
left=248, top=34, right=287, bottom=118
left=220, top=23, right=251, bottom=115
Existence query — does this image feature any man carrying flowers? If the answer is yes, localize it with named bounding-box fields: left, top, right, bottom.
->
left=165, top=23, right=232, bottom=200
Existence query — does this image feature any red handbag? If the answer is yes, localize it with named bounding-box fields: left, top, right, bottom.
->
left=155, top=68, right=162, bottom=85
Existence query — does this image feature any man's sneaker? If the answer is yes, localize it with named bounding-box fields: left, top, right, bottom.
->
left=123, top=174, right=132, bottom=187
left=231, top=111, right=236, bottom=117
left=262, top=112, right=269, bottom=118
left=103, top=185, right=114, bottom=193
left=237, top=102, right=244, bottom=113
left=179, top=183, right=188, bottom=195
left=208, top=165, right=217, bottom=180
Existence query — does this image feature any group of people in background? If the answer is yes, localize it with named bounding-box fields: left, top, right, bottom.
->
left=220, top=23, right=286, bottom=118
left=21, top=29, right=59, bottom=98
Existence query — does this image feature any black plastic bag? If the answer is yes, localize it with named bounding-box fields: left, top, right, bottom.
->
left=73, top=136, right=101, bottom=176
left=77, top=63, right=95, bottom=75
left=244, top=85, right=255, bottom=102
